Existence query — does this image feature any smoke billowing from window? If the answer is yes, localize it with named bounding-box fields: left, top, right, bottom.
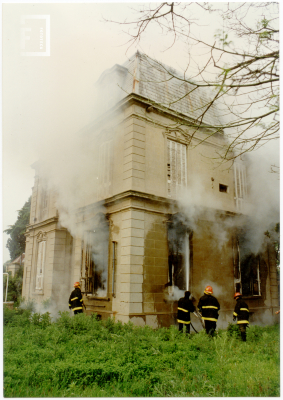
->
left=28, top=69, right=127, bottom=313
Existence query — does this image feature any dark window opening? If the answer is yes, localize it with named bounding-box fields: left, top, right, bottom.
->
left=235, top=282, right=241, bottom=293
left=81, top=213, right=109, bottom=297
left=233, top=230, right=266, bottom=297
left=167, top=213, right=193, bottom=292
left=219, top=184, right=228, bottom=193
left=241, top=254, right=261, bottom=296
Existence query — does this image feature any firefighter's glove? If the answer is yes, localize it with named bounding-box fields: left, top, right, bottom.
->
left=233, top=316, right=236, bottom=321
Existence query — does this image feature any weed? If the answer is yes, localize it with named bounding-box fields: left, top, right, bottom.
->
left=3, top=310, right=280, bottom=397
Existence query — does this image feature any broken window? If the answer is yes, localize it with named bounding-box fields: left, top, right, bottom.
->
left=80, top=213, right=109, bottom=297
left=240, top=254, right=261, bottom=296
left=35, top=240, right=46, bottom=291
left=167, top=213, right=192, bottom=293
left=167, top=139, right=187, bottom=198
left=233, top=232, right=261, bottom=297
left=232, top=235, right=241, bottom=293
left=234, top=162, right=247, bottom=211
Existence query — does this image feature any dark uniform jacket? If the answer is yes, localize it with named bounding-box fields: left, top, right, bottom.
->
left=177, top=296, right=195, bottom=324
left=233, top=298, right=249, bottom=324
left=69, top=287, right=83, bottom=312
left=198, top=294, right=220, bottom=322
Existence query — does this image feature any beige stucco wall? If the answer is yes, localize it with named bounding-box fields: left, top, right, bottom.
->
left=23, top=221, right=72, bottom=311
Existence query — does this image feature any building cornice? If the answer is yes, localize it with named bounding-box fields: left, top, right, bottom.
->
left=78, top=93, right=230, bottom=154
left=76, top=190, right=240, bottom=221
left=25, top=216, right=59, bottom=234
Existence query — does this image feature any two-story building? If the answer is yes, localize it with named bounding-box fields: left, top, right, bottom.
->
left=22, top=52, right=279, bottom=328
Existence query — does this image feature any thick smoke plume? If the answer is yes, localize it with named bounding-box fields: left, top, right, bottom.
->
left=28, top=67, right=127, bottom=315
left=177, top=143, right=279, bottom=258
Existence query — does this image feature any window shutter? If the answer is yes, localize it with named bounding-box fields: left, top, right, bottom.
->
left=234, top=163, right=247, bottom=210
left=36, top=241, right=46, bottom=290
left=167, top=139, right=187, bottom=198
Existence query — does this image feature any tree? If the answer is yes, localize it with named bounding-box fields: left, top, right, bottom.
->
left=109, top=2, right=279, bottom=161
left=4, top=197, right=31, bottom=261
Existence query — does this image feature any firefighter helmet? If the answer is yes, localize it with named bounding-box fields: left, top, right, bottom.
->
left=204, top=285, right=213, bottom=294
left=73, top=281, right=80, bottom=287
left=234, top=292, right=242, bottom=299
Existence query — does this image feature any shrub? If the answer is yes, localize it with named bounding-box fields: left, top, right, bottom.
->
left=227, top=322, right=241, bottom=339
left=3, top=316, right=280, bottom=398
left=30, top=312, right=52, bottom=328
left=3, top=305, right=31, bottom=327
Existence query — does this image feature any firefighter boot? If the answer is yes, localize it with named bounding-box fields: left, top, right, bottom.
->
left=208, top=328, right=215, bottom=337
left=239, top=324, right=247, bottom=341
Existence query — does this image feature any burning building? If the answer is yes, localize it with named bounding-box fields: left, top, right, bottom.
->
left=22, top=52, right=279, bottom=328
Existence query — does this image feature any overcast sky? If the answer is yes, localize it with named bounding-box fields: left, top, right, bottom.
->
left=2, top=1, right=280, bottom=262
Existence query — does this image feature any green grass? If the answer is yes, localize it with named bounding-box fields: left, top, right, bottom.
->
left=3, top=307, right=280, bottom=397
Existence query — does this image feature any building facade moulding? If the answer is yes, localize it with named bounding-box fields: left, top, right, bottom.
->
left=163, top=128, right=191, bottom=145
left=36, top=231, right=47, bottom=242
left=25, top=216, right=59, bottom=233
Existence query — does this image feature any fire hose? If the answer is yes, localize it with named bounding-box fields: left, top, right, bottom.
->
left=190, top=321, right=199, bottom=333
left=190, top=310, right=205, bottom=333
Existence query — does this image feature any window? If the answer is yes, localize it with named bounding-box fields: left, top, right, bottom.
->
left=167, top=140, right=187, bottom=198
left=167, top=213, right=192, bottom=294
left=80, top=213, right=109, bottom=297
left=234, top=163, right=247, bottom=210
left=35, top=240, right=46, bottom=290
left=233, top=233, right=261, bottom=297
left=232, top=235, right=241, bottom=293
left=39, top=188, right=48, bottom=221
left=241, top=254, right=261, bottom=296
left=219, top=184, right=228, bottom=193
left=98, top=141, right=112, bottom=199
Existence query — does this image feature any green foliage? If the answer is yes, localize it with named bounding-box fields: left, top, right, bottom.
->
left=4, top=197, right=31, bottom=260
left=214, top=30, right=233, bottom=48
left=3, top=305, right=32, bottom=327
left=30, top=312, right=52, bottom=328
left=227, top=322, right=241, bottom=339
left=3, top=266, right=24, bottom=304
left=3, top=312, right=280, bottom=397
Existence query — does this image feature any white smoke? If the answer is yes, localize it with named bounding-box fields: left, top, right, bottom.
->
left=164, top=286, right=185, bottom=302
left=19, top=298, right=64, bottom=321
left=176, top=141, right=279, bottom=258
left=195, top=279, right=229, bottom=301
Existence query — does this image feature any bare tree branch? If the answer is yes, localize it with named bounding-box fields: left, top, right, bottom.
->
left=106, top=2, right=279, bottom=162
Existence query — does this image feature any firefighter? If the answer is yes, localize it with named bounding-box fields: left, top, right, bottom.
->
left=233, top=292, right=249, bottom=341
left=177, top=291, right=195, bottom=334
left=69, top=281, right=84, bottom=314
left=197, top=285, right=220, bottom=336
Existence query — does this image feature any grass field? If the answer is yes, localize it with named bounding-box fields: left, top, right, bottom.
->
left=3, top=306, right=280, bottom=397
